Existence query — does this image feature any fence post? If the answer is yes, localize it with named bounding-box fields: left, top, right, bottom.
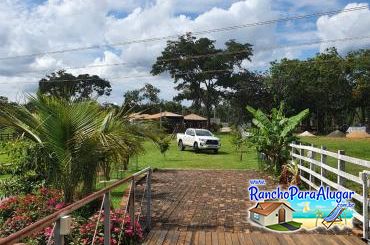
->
left=337, top=150, right=345, bottom=186
left=361, top=171, right=369, bottom=241
left=129, top=176, right=136, bottom=230
left=146, top=168, right=152, bottom=231
left=309, top=144, right=315, bottom=190
left=54, top=218, right=64, bottom=245
left=320, top=146, right=327, bottom=186
left=104, top=192, right=111, bottom=245
left=299, top=143, right=304, bottom=176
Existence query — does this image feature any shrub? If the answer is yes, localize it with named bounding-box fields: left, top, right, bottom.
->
left=156, top=135, right=171, bottom=158
left=0, top=173, right=45, bottom=197
left=77, top=210, right=143, bottom=244
left=0, top=188, right=65, bottom=237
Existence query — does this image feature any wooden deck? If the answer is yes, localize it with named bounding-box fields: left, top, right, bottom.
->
left=141, top=170, right=365, bottom=245
left=144, top=229, right=365, bottom=245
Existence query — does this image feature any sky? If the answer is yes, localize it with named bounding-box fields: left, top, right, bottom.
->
left=0, top=0, right=369, bottom=104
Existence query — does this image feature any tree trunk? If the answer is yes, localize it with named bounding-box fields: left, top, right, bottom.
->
left=123, top=156, right=129, bottom=170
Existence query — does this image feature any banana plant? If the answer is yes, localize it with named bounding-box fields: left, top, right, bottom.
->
left=247, top=103, right=309, bottom=174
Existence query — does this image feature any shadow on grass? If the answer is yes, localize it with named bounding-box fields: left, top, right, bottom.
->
left=182, top=149, right=229, bottom=155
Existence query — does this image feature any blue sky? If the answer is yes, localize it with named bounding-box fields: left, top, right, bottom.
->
left=0, top=0, right=369, bottom=103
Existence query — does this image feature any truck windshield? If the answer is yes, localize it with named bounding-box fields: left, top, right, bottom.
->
left=195, top=130, right=212, bottom=136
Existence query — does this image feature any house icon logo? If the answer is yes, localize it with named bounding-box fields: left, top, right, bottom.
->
left=249, top=200, right=301, bottom=231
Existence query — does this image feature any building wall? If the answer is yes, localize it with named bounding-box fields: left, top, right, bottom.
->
left=250, top=204, right=293, bottom=227
left=263, top=205, right=293, bottom=226
left=250, top=211, right=265, bottom=226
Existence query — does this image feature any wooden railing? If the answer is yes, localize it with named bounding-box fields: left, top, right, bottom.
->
left=0, top=167, right=152, bottom=245
left=290, top=143, right=370, bottom=240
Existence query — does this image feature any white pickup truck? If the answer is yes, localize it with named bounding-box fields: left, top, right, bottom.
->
left=177, top=128, right=220, bottom=153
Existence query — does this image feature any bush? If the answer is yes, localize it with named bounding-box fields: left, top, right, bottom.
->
left=0, top=172, right=45, bottom=197
left=0, top=188, right=65, bottom=237
left=77, top=210, right=143, bottom=245
left=0, top=163, right=12, bottom=175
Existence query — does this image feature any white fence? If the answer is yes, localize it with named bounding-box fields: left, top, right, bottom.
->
left=290, top=143, right=370, bottom=240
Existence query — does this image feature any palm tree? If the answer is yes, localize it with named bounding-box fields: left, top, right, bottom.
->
left=315, top=209, right=324, bottom=226
left=0, top=95, right=145, bottom=202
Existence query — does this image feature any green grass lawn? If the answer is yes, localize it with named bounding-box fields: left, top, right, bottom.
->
left=266, top=221, right=302, bottom=231
left=299, top=136, right=370, bottom=160
left=298, top=136, right=370, bottom=195
left=298, top=136, right=370, bottom=176
left=132, top=134, right=259, bottom=170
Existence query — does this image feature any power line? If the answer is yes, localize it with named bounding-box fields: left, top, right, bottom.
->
left=1, top=49, right=369, bottom=86
left=14, top=34, right=370, bottom=75
left=0, top=5, right=367, bottom=61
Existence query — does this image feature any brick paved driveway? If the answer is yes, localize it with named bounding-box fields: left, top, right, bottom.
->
left=147, top=169, right=276, bottom=232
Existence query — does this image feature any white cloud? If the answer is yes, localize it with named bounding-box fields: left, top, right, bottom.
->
left=317, top=3, right=370, bottom=53
left=0, top=0, right=285, bottom=103
left=3, top=0, right=365, bottom=103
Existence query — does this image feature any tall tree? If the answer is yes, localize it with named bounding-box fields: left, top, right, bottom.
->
left=267, top=48, right=353, bottom=133
left=123, top=83, right=160, bottom=109
left=39, top=70, right=111, bottom=100
left=228, top=70, right=272, bottom=124
left=151, top=33, right=253, bottom=126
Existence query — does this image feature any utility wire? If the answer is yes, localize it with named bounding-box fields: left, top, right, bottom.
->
left=0, top=5, right=367, bottom=61
left=1, top=52, right=370, bottom=86
left=12, top=34, right=370, bottom=75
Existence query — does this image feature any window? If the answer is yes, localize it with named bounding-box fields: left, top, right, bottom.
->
left=253, top=213, right=260, bottom=220
left=195, top=129, right=213, bottom=136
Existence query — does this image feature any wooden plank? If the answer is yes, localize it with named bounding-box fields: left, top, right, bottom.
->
left=176, top=230, right=188, bottom=245
left=194, top=231, right=200, bottom=245
left=205, top=231, right=212, bottom=245
left=298, top=164, right=363, bottom=202
left=343, top=235, right=366, bottom=245
left=242, top=233, right=254, bottom=245
left=336, top=235, right=356, bottom=245
left=156, top=230, right=169, bottom=245
left=230, top=233, right=240, bottom=245
left=211, top=231, right=219, bottom=245
left=236, top=233, right=246, bottom=245
left=313, top=234, right=340, bottom=245
left=290, top=143, right=370, bottom=168
left=275, top=234, right=295, bottom=245
left=183, top=231, right=193, bottom=245
left=163, top=230, right=175, bottom=245
left=291, top=153, right=362, bottom=184
left=171, top=230, right=181, bottom=245
left=218, top=231, right=226, bottom=245
left=300, top=175, right=319, bottom=190
left=198, top=231, right=206, bottom=245
left=250, top=232, right=266, bottom=245
left=293, top=234, right=320, bottom=245
left=143, top=230, right=156, bottom=245
left=224, top=232, right=233, bottom=245
left=147, top=229, right=162, bottom=245
left=264, top=233, right=280, bottom=245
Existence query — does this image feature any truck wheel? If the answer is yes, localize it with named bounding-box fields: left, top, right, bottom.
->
left=193, top=142, right=199, bottom=153
left=178, top=140, right=185, bottom=151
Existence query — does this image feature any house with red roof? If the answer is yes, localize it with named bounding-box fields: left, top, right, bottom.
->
left=249, top=201, right=295, bottom=226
